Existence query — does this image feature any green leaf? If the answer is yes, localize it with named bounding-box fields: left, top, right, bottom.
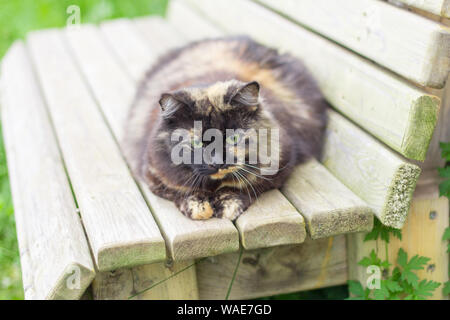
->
left=407, top=255, right=430, bottom=271
left=348, top=280, right=365, bottom=298
left=364, top=218, right=402, bottom=243
left=438, top=177, right=450, bottom=198
left=443, top=281, right=450, bottom=296
left=372, top=280, right=391, bottom=300
left=381, top=260, right=392, bottom=270
left=373, top=289, right=388, bottom=300
left=397, top=248, right=408, bottom=268
left=438, top=167, right=450, bottom=178
left=442, top=227, right=450, bottom=241
left=397, top=250, right=430, bottom=288
left=358, top=250, right=381, bottom=267
left=385, top=279, right=403, bottom=293
left=402, top=271, right=419, bottom=288
left=439, top=142, right=450, bottom=161
left=358, top=257, right=373, bottom=267
left=413, top=280, right=440, bottom=300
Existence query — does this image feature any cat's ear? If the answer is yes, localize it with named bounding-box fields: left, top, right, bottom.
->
left=230, top=81, right=260, bottom=107
left=159, top=93, right=189, bottom=119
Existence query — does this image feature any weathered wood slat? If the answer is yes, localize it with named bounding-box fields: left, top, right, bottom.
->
left=419, top=79, right=450, bottom=169
left=324, top=111, right=421, bottom=228
left=26, top=30, right=166, bottom=271
left=187, top=0, right=440, bottom=162
left=196, top=236, right=347, bottom=299
left=281, top=159, right=373, bottom=239
left=166, top=1, right=374, bottom=240
left=71, top=22, right=239, bottom=261
left=167, top=0, right=223, bottom=39
left=235, top=190, right=307, bottom=250
left=0, top=41, right=95, bottom=299
left=93, top=260, right=199, bottom=300
left=259, top=0, right=450, bottom=88
left=100, top=18, right=157, bottom=82
left=390, top=0, right=450, bottom=18
left=133, top=16, right=185, bottom=54
left=187, top=0, right=423, bottom=228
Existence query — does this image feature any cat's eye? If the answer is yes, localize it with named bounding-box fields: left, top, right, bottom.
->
left=191, top=138, right=203, bottom=148
left=226, top=133, right=241, bottom=145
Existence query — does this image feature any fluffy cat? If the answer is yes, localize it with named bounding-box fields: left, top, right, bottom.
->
left=124, top=36, right=327, bottom=220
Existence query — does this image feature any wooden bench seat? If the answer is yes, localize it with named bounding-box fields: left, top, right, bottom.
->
left=2, top=0, right=446, bottom=300
left=0, top=43, right=95, bottom=299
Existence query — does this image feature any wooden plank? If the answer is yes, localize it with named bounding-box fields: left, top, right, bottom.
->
left=93, top=260, right=199, bottom=300
left=166, top=2, right=373, bottom=243
left=26, top=29, right=166, bottom=272
left=99, top=18, right=157, bottom=82
left=187, top=0, right=440, bottom=162
left=323, top=111, right=421, bottom=228
left=390, top=0, right=450, bottom=18
left=259, top=0, right=450, bottom=88
left=196, top=236, right=347, bottom=299
left=281, top=159, right=373, bottom=239
left=187, top=0, right=423, bottom=229
left=0, top=41, right=95, bottom=299
left=348, top=174, right=449, bottom=300
left=419, top=77, right=450, bottom=169
left=72, top=22, right=239, bottom=261
left=167, top=0, right=223, bottom=39
left=235, top=190, right=307, bottom=250
left=133, top=16, right=185, bottom=54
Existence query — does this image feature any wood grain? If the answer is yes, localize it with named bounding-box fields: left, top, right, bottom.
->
left=167, top=0, right=223, bottom=39
left=323, top=111, right=421, bottom=228
left=390, top=0, right=450, bottom=18
left=348, top=175, right=449, bottom=300
left=72, top=22, right=240, bottom=261
left=100, top=18, right=157, bottom=82
left=281, top=159, right=373, bottom=239
left=235, top=190, right=307, bottom=250
left=0, top=41, right=95, bottom=299
left=93, top=260, right=199, bottom=300
left=26, top=29, right=166, bottom=271
left=187, top=0, right=441, bottom=162
left=419, top=76, right=450, bottom=169
left=259, top=0, right=450, bottom=88
left=196, top=236, right=347, bottom=299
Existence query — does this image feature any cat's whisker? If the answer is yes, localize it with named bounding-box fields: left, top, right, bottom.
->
left=240, top=165, right=273, bottom=181
left=240, top=170, right=259, bottom=202
left=236, top=170, right=255, bottom=203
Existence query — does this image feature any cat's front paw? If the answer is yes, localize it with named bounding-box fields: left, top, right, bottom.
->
left=213, top=197, right=245, bottom=221
left=180, top=195, right=214, bottom=220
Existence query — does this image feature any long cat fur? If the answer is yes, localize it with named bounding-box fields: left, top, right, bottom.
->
left=124, top=36, right=328, bottom=220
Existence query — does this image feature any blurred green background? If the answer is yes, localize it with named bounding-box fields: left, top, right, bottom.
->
left=0, top=0, right=347, bottom=300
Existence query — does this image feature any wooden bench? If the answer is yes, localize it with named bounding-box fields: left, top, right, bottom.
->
left=0, top=0, right=449, bottom=299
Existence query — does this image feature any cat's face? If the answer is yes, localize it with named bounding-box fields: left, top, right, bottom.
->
left=153, top=80, right=275, bottom=188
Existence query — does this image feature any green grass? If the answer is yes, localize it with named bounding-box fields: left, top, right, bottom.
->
left=0, top=0, right=348, bottom=301
left=0, top=0, right=168, bottom=300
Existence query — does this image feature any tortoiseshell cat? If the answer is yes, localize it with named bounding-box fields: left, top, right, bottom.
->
left=124, top=36, right=327, bottom=220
